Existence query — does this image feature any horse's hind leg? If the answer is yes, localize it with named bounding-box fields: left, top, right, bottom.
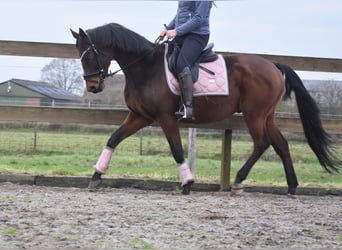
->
left=266, top=118, right=298, bottom=195
left=232, top=117, right=270, bottom=195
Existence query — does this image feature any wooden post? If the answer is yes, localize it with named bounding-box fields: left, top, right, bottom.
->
left=188, top=128, right=196, bottom=175
left=33, top=122, right=37, bottom=150
left=220, top=129, right=232, bottom=191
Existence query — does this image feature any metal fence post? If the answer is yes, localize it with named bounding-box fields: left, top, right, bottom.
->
left=188, top=128, right=196, bottom=174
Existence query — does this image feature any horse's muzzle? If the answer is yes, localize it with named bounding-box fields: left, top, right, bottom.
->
left=86, top=79, right=104, bottom=93
left=87, top=86, right=101, bottom=93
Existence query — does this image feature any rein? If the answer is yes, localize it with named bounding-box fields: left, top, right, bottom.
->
left=108, top=36, right=166, bottom=77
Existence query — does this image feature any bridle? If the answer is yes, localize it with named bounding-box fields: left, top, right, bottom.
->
left=79, top=32, right=113, bottom=85
left=79, top=32, right=166, bottom=86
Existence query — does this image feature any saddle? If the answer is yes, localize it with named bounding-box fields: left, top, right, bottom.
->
left=167, top=41, right=218, bottom=82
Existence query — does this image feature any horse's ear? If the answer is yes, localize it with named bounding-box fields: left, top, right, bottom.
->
left=70, top=29, right=79, bottom=39
left=78, top=28, right=88, bottom=40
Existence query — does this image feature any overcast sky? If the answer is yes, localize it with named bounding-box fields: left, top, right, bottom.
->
left=1, top=0, right=342, bottom=82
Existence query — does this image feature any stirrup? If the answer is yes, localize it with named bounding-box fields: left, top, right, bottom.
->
left=175, top=104, right=195, bottom=120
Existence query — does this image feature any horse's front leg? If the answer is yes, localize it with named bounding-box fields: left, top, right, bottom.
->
left=88, top=112, right=152, bottom=189
left=158, top=116, right=194, bottom=195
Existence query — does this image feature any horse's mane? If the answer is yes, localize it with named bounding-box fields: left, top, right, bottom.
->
left=87, top=23, right=154, bottom=55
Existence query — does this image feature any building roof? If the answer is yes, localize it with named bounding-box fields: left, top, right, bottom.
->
left=1, top=78, right=78, bottom=100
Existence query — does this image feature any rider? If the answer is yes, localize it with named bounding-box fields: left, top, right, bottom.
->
left=160, top=1, right=213, bottom=120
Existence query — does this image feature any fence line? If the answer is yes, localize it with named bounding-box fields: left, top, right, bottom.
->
left=1, top=105, right=342, bottom=190
left=1, top=40, right=342, bottom=73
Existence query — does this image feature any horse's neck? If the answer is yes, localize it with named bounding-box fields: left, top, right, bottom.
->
left=114, top=52, right=145, bottom=76
left=114, top=49, right=162, bottom=84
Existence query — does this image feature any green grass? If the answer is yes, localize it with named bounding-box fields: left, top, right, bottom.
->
left=0, top=128, right=341, bottom=188
left=3, top=227, right=17, bottom=236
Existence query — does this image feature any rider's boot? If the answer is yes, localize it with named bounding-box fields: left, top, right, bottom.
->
left=175, top=67, right=195, bottom=121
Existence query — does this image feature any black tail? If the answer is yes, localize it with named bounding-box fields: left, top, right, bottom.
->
left=275, top=63, right=340, bottom=173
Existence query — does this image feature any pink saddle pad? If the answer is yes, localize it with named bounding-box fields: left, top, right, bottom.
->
left=164, top=49, right=229, bottom=96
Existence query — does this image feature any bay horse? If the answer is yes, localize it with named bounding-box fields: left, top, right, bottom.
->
left=71, top=23, right=340, bottom=196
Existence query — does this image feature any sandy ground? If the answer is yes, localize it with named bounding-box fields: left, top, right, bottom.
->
left=0, top=182, right=341, bottom=249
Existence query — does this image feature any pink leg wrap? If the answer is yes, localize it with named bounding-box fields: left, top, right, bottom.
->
left=178, top=162, right=194, bottom=187
left=94, top=147, right=113, bottom=174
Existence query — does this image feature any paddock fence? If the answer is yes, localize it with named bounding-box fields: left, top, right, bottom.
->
left=0, top=40, right=342, bottom=190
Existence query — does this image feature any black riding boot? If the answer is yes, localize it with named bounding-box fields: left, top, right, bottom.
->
left=175, top=67, right=195, bottom=120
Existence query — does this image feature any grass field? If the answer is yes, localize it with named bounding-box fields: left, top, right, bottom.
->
left=0, top=127, right=341, bottom=188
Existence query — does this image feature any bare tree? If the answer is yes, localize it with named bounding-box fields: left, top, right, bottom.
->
left=308, top=80, right=342, bottom=115
left=40, top=59, right=84, bottom=95
left=277, top=80, right=342, bottom=117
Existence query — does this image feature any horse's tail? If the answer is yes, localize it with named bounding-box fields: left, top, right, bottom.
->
left=275, top=63, right=340, bottom=173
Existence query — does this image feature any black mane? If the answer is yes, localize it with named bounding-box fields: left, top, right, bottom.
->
left=87, top=23, right=154, bottom=55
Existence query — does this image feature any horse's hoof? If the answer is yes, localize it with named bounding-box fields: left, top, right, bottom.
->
left=287, top=193, right=297, bottom=199
left=231, top=183, right=244, bottom=196
left=182, top=180, right=194, bottom=195
left=288, top=187, right=297, bottom=196
left=231, top=188, right=244, bottom=196
left=88, top=179, right=102, bottom=191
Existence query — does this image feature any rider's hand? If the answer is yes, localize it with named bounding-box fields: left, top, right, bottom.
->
left=159, top=29, right=167, bottom=39
left=166, top=29, right=177, bottom=39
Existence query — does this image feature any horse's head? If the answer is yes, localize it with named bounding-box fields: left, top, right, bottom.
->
left=71, top=28, right=111, bottom=93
